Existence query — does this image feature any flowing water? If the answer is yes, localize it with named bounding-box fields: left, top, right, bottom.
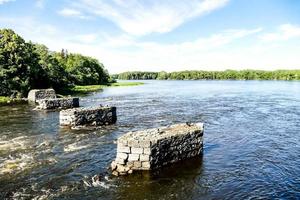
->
left=0, top=80, right=300, bottom=199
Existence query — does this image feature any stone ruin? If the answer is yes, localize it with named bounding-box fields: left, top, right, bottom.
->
left=60, top=106, right=117, bottom=128
left=111, top=122, right=204, bottom=176
left=36, top=98, right=79, bottom=110
left=27, top=89, right=56, bottom=102
left=28, top=89, right=80, bottom=110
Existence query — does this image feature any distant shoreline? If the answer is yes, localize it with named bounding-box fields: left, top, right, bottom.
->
left=113, top=70, right=300, bottom=81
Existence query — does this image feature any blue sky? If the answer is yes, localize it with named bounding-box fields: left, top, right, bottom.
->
left=1, top=0, right=300, bottom=73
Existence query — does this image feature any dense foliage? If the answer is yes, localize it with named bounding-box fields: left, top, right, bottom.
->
left=115, top=71, right=158, bottom=80
left=115, top=70, right=300, bottom=81
left=0, top=29, right=109, bottom=96
left=0, top=29, right=38, bottom=96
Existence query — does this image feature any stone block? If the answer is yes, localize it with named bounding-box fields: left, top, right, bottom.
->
left=131, top=147, right=143, bottom=154
left=128, top=154, right=140, bottom=161
left=111, top=123, right=204, bottom=176
left=116, top=164, right=127, bottom=173
left=28, top=89, right=56, bottom=102
left=59, top=106, right=117, bottom=128
left=116, top=152, right=128, bottom=160
left=117, top=145, right=131, bottom=153
left=126, top=162, right=134, bottom=168
left=128, top=139, right=139, bottom=147
left=133, top=161, right=142, bottom=168
left=139, top=154, right=150, bottom=161
left=36, top=98, right=79, bottom=110
left=143, top=148, right=151, bottom=155
left=139, top=140, right=151, bottom=147
left=115, top=157, right=125, bottom=165
left=142, top=161, right=151, bottom=168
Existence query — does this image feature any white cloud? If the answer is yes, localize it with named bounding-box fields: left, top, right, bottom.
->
left=58, top=8, right=91, bottom=19
left=1, top=15, right=299, bottom=73
left=165, top=28, right=262, bottom=50
left=0, top=16, right=59, bottom=44
left=59, top=8, right=81, bottom=16
left=73, top=0, right=229, bottom=36
left=260, top=24, right=300, bottom=42
left=0, top=0, right=15, bottom=5
left=97, top=28, right=270, bottom=73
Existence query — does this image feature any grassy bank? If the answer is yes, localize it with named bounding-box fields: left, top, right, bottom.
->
left=109, top=82, right=144, bottom=87
left=60, top=81, right=144, bottom=95
left=0, top=96, right=27, bottom=106
left=0, top=96, right=10, bottom=105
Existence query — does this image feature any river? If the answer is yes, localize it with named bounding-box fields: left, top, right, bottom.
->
left=0, top=80, right=299, bottom=199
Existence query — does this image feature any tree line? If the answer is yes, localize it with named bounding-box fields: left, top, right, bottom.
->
left=114, top=70, right=300, bottom=81
left=0, top=29, right=110, bottom=97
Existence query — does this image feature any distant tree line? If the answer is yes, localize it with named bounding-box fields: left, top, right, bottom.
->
left=113, top=71, right=159, bottom=80
left=0, top=29, right=110, bottom=97
left=114, top=70, right=300, bottom=81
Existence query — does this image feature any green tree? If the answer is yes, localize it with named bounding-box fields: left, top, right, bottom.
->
left=0, top=29, right=39, bottom=96
left=0, top=28, right=111, bottom=96
left=157, top=71, right=169, bottom=80
left=33, top=43, right=70, bottom=90
left=64, top=54, right=109, bottom=85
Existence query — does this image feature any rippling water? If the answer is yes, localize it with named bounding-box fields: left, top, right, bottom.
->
left=0, top=80, right=299, bottom=199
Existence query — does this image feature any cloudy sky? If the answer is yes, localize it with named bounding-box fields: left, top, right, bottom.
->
left=1, top=0, right=300, bottom=73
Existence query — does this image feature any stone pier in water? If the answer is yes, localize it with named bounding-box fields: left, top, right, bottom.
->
left=27, top=89, right=56, bottom=102
left=60, top=106, right=117, bottom=128
left=36, top=98, right=79, bottom=110
left=111, top=122, right=204, bottom=176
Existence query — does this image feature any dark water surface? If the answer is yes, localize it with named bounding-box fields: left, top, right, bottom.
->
left=0, top=80, right=300, bottom=199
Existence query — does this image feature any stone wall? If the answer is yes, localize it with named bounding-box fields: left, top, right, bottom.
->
left=27, top=89, right=56, bottom=102
left=60, top=106, right=117, bottom=128
left=36, top=98, right=79, bottom=110
left=111, top=122, right=204, bottom=176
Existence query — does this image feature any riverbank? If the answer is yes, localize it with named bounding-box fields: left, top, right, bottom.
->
left=0, top=97, right=28, bottom=106
left=0, top=82, right=144, bottom=106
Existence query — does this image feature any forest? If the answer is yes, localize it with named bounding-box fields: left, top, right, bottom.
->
left=115, top=70, right=300, bottom=81
left=0, top=29, right=110, bottom=97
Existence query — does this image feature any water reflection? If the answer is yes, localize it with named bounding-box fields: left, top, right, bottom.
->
left=115, top=156, right=204, bottom=200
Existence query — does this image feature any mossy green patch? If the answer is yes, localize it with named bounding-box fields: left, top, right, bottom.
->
left=109, top=82, right=144, bottom=87
left=59, top=82, right=144, bottom=96
left=0, top=96, right=27, bottom=106
left=0, top=96, right=10, bottom=105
